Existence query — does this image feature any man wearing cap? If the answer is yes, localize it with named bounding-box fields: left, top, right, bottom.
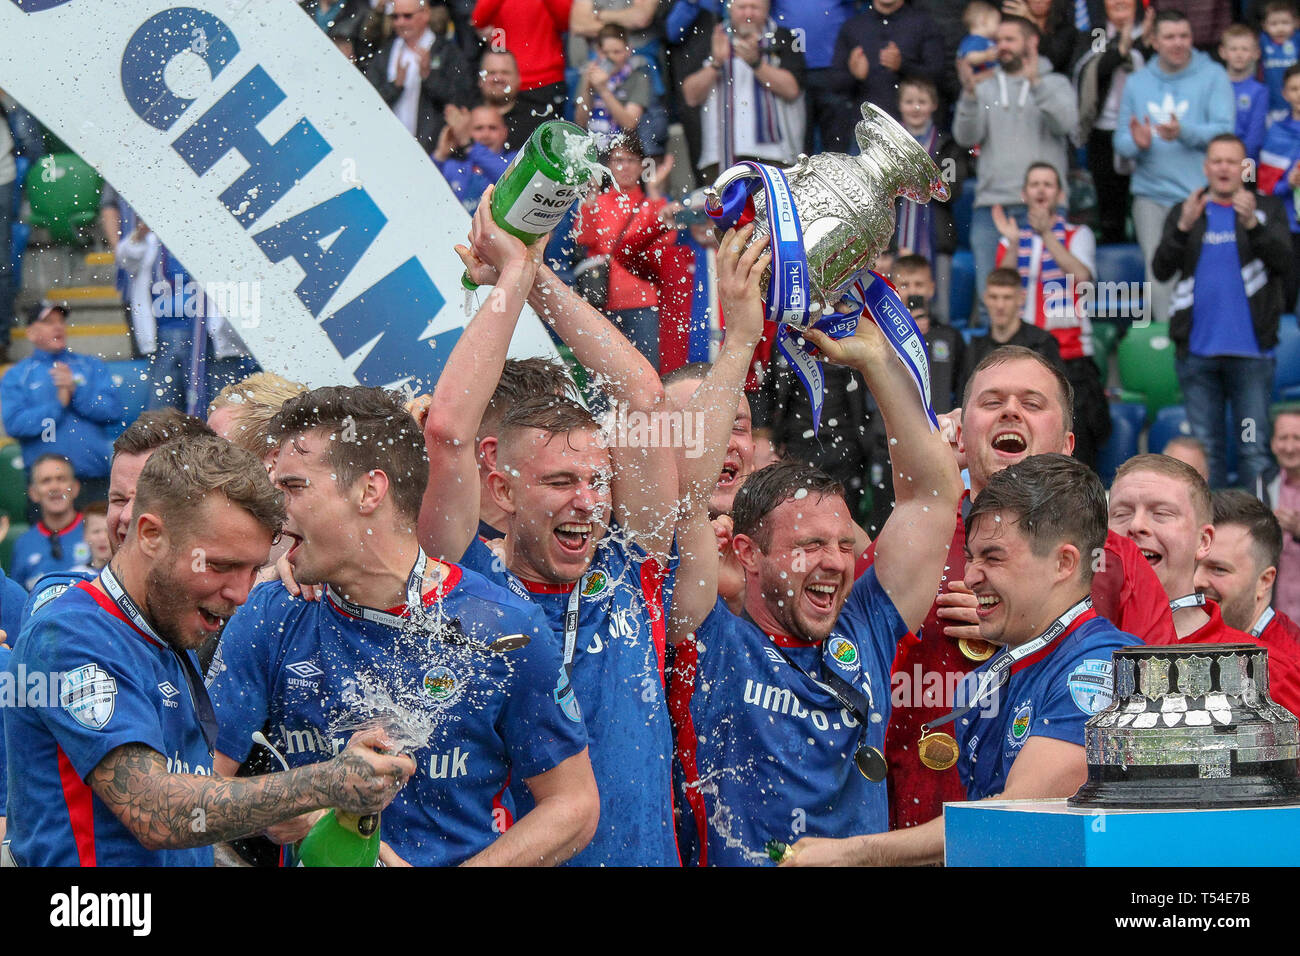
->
left=0, top=301, right=124, bottom=501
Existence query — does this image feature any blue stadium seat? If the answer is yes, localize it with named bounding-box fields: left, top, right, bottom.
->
left=1273, top=314, right=1300, bottom=401
left=1148, top=404, right=1190, bottom=454
left=1097, top=401, right=1144, bottom=486
left=1094, top=243, right=1146, bottom=287
left=105, top=359, right=152, bottom=438
left=950, top=249, right=975, bottom=327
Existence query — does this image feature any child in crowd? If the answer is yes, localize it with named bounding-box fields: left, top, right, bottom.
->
left=1262, top=1, right=1300, bottom=124
left=1259, top=63, right=1300, bottom=310
left=894, top=75, right=967, bottom=323
left=957, top=0, right=1001, bottom=77
left=73, top=501, right=112, bottom=572
left=1221, top=24, right=1269, bottom=164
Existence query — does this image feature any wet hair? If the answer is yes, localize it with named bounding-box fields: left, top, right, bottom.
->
left=496, top=394, right=602, bottom=463
left=208, top=372, right=309, bottom=457
left=480, top=357, right=579, bottom=439
left=1212, top=489, right=1282, bottom=572
left=114, top=408, right=215, bottom=457
left=270, top=385, right=429, bottom=521
left=967, top=453, right=1108, bottom=583
left=660, top=361, right=715, bottom=387
left=731, top=459, right=845, bottom=550
left=960, top=345, right=1074, bottom=433
left=597, top=23, right=629, bottom=44
left=134, top=434, right=285, bottom=542
left=1113, top=453, right=1212, bottom=526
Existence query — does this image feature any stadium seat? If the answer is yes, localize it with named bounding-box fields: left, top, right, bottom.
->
left=1148, top=404, right=1190, bottom=455
left=1091, top=320, right=1120, bottom=380
left=0, top=442, right=27, bottom=524
left=1273, top=315, right=1300, bottom=401
left=24, top=152, right=103, bottom=246
left=1096, top=401, right=1144, bottom=486
left=0, top=522, right=29, bottom=579
left=106, top=359, right=153, bottom=436
left=1094, top=243, right=1146, bottom=288
left=949, top=249, right=975, bottom=327
left=1116, top=321, right=1181, bottom=419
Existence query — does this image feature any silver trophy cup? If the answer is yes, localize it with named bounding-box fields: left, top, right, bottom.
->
left=1069, top=643, right=1300, bottom=809
left=705, top=101, right=950, bottom=318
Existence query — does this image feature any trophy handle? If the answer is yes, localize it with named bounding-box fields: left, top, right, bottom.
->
left=704, top=164, right=764, bottom=217
left=855, top=101, right=951, bottom=204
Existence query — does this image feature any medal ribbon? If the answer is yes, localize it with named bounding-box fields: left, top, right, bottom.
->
left=741, top=610, right=873, bottom=725
left=324, top=550, right=429, bottom=628
left=1169, top=592, right=1207, bottom=612
left=922, top=596, right=1095, bottom=734
left=100, top=565, right=219, bottom=755
left=1251, top=606, right=1275, bottom=638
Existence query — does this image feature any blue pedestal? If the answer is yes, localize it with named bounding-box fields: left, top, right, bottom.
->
left=945, top=799, right=1300, bottom=866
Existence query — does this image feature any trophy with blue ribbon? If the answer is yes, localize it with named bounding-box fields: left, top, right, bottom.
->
left=705, top=101, right=950, bottom=433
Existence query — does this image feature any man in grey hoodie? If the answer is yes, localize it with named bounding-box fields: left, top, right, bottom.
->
left=954, top=15, right=1078, bottom=326
left=1113, top=9, right=1234, bottom=326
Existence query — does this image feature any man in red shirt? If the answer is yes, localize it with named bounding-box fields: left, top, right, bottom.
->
left=1108, top=454, right=1253, bottom=644
left=472, top=0, right=572, bottom=124
left=868, top=345, right=1174, bottom=830
left=1194, top=489, right=1300, bottom=715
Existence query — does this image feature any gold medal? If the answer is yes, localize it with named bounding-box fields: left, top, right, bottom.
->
left=917, top=730, right=959, bottom=771
left=487, top=634, right=531, bottom=653
left=958, top=637, right=996, bottom=662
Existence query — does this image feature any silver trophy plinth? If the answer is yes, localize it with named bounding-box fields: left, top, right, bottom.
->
left=1069, top=644, right=1300, bottom=809
left=706, top=101, right=949, bottom=317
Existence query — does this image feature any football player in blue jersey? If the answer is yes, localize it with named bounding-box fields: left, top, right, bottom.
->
left=20, top=410, right=216, bottom=630
left=3, top=435, right=414, bottom=866
left=468, top=357, right=582, bottom=544
left=211, top=210, right=601, bottom=867
left=669, top=288, right=964, bottom=865
left=458, top=208, right=707, bottom=866
left=781, top=454, right=1136, bottom=866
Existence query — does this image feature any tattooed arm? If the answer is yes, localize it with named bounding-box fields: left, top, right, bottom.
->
left=87, top=729, right=414, bottom=852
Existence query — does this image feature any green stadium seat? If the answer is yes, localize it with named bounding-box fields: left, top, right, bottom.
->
left=0, top=522, right=28, bottom=579
left=1091, top=320, right=1120, bottom=380
left=24, top=152, right=103, bottom=246
left=0, top=443, right=28, bottom=524
left=1116, top=321, right=1182, bottom=421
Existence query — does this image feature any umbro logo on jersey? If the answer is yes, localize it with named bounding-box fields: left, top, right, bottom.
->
left=286, top=660, right=324, bottom=679
left=157, top=681, right=179, bottom=698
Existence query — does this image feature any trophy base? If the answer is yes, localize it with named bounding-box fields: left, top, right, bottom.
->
left=1068, top=759, right=1300, bottom=809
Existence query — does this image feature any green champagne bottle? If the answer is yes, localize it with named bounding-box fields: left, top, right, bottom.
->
left=462, top=120, right=598, bottom=290
left=295, top=810, right=381, bottom=867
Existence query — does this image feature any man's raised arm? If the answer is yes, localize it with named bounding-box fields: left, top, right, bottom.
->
left=418, top=187, right=543, bottom=560
left=805, top=297, right=962, bottom=631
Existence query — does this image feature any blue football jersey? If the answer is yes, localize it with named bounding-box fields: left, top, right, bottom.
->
left=954, top=612, right=1135, bottom=801
left=4, top=581, right=215, bottom=866
left=209, top=564, right=588, bottom=867
left=19, top=570, right=96, bottom=639
left=670, top=566, right=905, bottom=867
left=461, top=530, right=681, bottom=866
left=11, top=516, right=90, bottom=592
